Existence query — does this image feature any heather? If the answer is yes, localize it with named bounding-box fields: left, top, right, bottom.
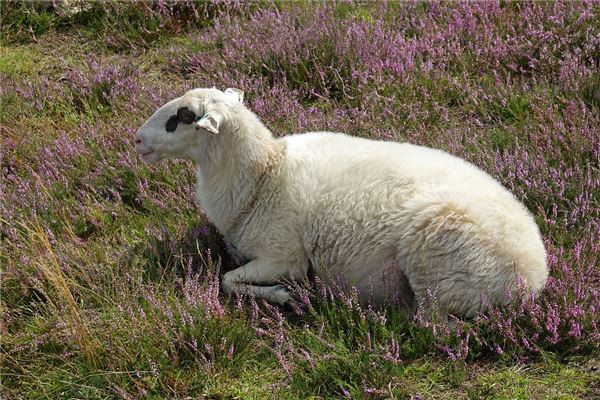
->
left=1, top=1, right=599, bottom=398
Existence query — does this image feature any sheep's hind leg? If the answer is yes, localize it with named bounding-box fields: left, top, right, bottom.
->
left=221, top=258, right=305, bottom=305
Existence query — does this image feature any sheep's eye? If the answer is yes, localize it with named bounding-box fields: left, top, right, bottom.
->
left=177, top=107, right=196, bottom=124
left=165, top=115, right=179, bottom=132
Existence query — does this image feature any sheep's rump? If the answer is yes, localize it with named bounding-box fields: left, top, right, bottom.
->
left=284, top=132, right=548, bottom=316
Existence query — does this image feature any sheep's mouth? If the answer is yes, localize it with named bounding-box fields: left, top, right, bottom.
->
left=141, top=150, right=155, bottom=157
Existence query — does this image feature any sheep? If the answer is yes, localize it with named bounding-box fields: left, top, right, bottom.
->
left=135, top=87, right=549, bottom=319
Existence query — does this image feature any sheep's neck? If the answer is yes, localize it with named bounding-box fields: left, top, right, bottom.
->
left=226, top=140, right=285, bottom=234
left=195, top=123, right=283, bottom=239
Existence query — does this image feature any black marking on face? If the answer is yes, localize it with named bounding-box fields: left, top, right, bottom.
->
left=177, top=107, right=196, bottom=124
left=165, top=115, right=179, bottom=132
left=165, top=107, right=197, bottom=133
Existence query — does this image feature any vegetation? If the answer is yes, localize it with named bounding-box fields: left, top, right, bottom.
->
left=2, top=1, right=599, bottom=398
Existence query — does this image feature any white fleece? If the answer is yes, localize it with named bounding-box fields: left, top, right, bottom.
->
left=135, top=87, right=548, bottom=318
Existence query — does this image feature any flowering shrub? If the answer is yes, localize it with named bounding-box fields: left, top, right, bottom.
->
left=2, top=1, right=599, bottom=398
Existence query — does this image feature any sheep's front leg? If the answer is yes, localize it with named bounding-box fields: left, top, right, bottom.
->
left=221, top=259, right=304, bottom=305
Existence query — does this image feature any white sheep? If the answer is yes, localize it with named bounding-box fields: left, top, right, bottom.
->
left=135, top=87, right=548, bottom=319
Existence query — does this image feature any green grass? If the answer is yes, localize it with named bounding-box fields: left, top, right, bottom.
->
left=0, top=45, right=41, bottom=78
left=2, top=2, right=600, bottom=399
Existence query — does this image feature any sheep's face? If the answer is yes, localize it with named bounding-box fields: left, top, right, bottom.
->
left=135, top=87, right=244, bottom=164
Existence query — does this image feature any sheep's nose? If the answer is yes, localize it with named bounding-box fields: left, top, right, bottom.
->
left=135, top=137, right=142, bottom=145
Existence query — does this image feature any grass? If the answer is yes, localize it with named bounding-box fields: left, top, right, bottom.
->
left=2, top=1, right=600, bottom=399
left=0, top=45, right=41, bottom=78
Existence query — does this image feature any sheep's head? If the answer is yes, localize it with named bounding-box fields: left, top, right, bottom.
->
left=135, top=87, right=244, bottom=163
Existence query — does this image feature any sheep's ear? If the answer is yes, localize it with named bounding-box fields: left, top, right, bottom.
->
left=224, top=87, right=244, bottom=103
left=196, top=114, right=220, bottom=134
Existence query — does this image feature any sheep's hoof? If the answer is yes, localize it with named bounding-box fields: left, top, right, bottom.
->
left=272, top=285, right=292, bottom=305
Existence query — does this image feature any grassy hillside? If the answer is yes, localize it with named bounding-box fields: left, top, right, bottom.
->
left=2, top=1, right=599, bottom=398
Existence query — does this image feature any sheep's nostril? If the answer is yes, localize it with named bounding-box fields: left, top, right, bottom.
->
left=135, top=138, right=142, bottom=144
